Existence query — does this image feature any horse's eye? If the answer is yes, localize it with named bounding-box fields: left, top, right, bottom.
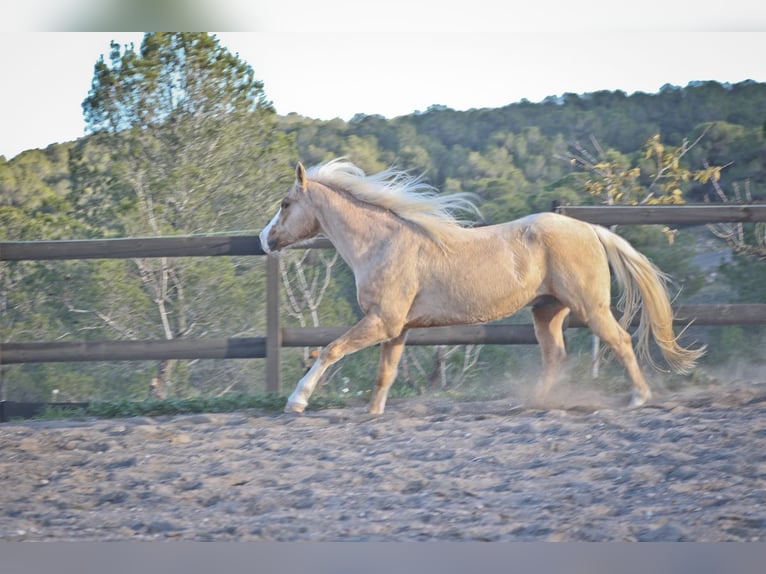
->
left=281, top=200, right=290, bottom=210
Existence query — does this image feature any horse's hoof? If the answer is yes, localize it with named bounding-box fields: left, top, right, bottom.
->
left=284, top=400, right=307, bottom=414
left=629, top=389, right=651, bottom=408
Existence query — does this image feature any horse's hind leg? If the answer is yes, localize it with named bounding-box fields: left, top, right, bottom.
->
left=369, top=331, right=408, bottom=415
left=586, top=308, right=652, bottom=407
left=531, top=300, right=571, bottom=404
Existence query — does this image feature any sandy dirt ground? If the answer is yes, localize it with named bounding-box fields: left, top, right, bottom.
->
left=1, top=380, right=765, bottom=541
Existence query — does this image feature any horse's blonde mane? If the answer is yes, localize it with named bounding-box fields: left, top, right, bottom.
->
left=306, top=158, right=479, bottom=245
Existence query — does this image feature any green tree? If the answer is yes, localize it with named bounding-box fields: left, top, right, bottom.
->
left=71, top=32, right=294, bottom=397
left=567, top=132, right=725, bottom=206
left=0, top=146, right=112, bottom=402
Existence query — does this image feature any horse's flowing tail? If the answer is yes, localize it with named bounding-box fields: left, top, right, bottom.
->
left=592, top=225, right=705, bottom=373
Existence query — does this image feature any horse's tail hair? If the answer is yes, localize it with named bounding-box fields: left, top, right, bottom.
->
left=592, top=225, right=705, bottom=373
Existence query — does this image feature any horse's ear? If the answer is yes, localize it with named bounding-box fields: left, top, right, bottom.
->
left=295, top=162, right=308, bottom=191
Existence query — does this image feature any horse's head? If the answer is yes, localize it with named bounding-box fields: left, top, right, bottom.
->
left=259, top=163, right=321, bottom=253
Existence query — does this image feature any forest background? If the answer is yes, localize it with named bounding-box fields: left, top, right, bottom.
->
left=2, top=33, right=765, bottom=404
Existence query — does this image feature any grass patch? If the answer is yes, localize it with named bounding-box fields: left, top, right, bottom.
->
left=37, top=404, right=89, bottom=420
left=30, top=393, right=346, bottom=421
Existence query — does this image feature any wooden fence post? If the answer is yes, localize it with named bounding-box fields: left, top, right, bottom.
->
left=265, top=253, right=282, bottom=394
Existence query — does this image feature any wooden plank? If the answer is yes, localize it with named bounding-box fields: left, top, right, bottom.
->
left=282, top=325, right=541, bottom=347
left=556, top=204, right=766, bottom=226
left=3, top=303, right=765, bottom=365
left=670, top=303, right=766, bottom=325
left=0, top=235, right=265, bottom=261
left=1, top=401, right=90, bottom=422
left=265, top=253, right=282, bottom=394
left=3, top=204, right=764, bottom=262
left=564, top=304, right=766, bottom=327
left=0, top=337, right=266, bottom=364
left=281, top=304, right=766, bottom=347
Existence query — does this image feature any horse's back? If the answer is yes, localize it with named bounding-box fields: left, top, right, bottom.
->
left=500, top=212, right=606, bottom=257
left=476, top=212, right=602, bottom=259
left=507, top=211, right=595, bottom=236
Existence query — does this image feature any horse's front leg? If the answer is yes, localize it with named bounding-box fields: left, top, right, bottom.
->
left=285, top=313, right=402, bottom=413
left=369, top=330, right=408, bottom=415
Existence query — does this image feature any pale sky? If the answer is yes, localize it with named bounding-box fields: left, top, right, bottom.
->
left=1, top=4, right=766, bottom=160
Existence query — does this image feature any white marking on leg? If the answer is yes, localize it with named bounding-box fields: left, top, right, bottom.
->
left=629, top=387, right=651, bottom=408
left=258, top=209, right=281, bottom=254
left=286, top=358, right=326, bottom=411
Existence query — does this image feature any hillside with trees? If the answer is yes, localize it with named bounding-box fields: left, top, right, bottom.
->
left=2, top=33, right=765, bottom=403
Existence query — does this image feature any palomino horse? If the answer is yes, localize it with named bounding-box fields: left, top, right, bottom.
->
left=260, top=159, right=703, bottom=414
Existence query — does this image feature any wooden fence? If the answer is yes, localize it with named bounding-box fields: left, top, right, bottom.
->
left=2, top=204, right=766, bottom=397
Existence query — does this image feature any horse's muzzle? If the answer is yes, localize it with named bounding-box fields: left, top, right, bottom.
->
left=258, top=226, right=278, bottom=254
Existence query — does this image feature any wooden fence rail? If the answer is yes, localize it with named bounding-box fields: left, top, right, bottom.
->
left=555, top=204, right=766, bottom=225
left=4, top=205, right=763, bottom=262
left=2, top=204, right=765, bottom=396
left=4, top=304, right=766, bottom=365
left=0, top=235, right=266, bottom=261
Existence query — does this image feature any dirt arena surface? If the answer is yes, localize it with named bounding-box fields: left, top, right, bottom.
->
left=1, top=381, right=765, bottom=542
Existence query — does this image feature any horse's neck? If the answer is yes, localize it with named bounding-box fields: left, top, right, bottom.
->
left=311, top=184, right=398, bottom=269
